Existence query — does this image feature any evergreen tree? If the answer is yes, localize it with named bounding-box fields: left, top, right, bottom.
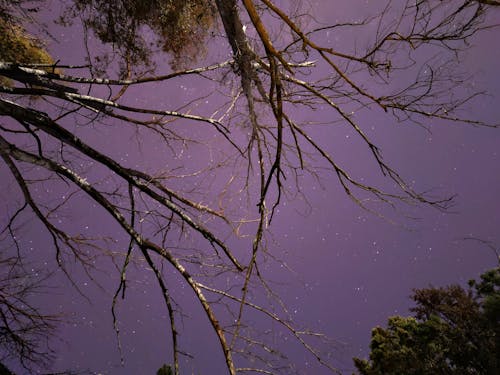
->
left=354, top=268, right=500, bottom=375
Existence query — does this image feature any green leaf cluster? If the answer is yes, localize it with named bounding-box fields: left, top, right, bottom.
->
left=68, top=0, right=216, bottom=69
left=0, top=20, right=53, bottom=65
left=0, top=5, right=55, bottom=86
left=354, top=268, right=499, bottom=375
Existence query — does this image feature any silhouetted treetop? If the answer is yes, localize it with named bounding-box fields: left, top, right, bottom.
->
left=354, top=268, right=500, bottom=375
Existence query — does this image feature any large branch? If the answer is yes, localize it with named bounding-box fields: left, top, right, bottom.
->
left=0, top=135, right=238, bottom=375
left=0, top=98, right=244, bottom=271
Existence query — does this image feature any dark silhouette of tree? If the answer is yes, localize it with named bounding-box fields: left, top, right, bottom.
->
left=353, top=267, right=500, bottom=375
left=0, top=362, right=14, bottom=375
left=0, top=1, right=499, bottom=374
left=156, top=363, right=173, bottom=375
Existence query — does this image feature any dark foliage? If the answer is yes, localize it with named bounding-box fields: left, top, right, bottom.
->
left=354, top=268, right=500, bottom=375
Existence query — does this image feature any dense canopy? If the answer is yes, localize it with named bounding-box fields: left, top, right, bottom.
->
left=354, top=268, right=500, bottom=375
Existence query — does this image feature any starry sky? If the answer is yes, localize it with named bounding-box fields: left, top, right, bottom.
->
left=1, top=1, right=500, bottom=374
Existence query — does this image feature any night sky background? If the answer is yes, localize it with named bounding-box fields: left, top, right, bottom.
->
left=1, top=1, right=500, bottom=374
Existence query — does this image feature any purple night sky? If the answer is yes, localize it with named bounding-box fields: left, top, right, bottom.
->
left=1, top=1, right=500, bottom=374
